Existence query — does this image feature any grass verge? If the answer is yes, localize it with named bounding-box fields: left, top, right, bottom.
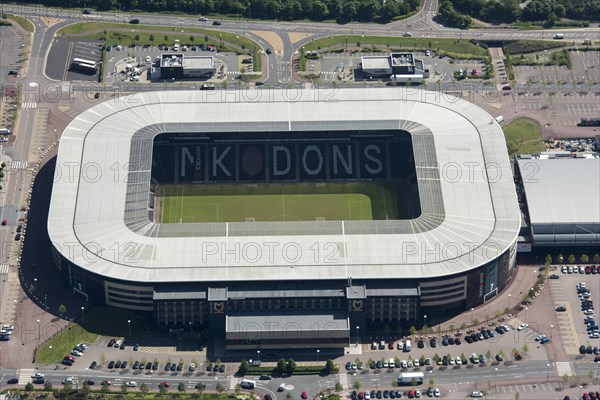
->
left=302, top=35, right=488, bottom=58
left=35, top=306, right=146, bottom=364
left=503, top=40, right=567, bottom=54
left=511, top=49, right=571, bottom=68
left=502, top=117, right=544, bottom=158
left=5, top=14, right=34, bottom=33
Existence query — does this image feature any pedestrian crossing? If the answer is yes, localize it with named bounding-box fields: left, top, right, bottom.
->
left=228, top=376, right=238, bottom=390
left=338, top=373, right=349, bottom=389
left=11, top=160, right=28, bottom=170
left=21, top=102, right=37, bottom=109
left=0, top=264, right=9, bottom=274
left=556, top=361, right=572, bottom=377
left=17, top=369, right=34, bottom=384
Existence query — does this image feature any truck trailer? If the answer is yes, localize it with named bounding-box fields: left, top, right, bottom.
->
left=397, top=372, right=424, bottom=385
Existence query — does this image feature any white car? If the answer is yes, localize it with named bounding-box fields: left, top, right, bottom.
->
left=63, top=377, right=77, bottom=384
left=2, top=325, right=14, bottom=331
left=434, top=388, right=440, bottom=397
left=188, top=362, right=196, bottom=371
left=70, top=350, right=83, bottom=357
left=76, top=343, right=87, bottom=349
left=471, top=392, right=483, bottom=398
left=365, top=392, right=371, bottom=399
left=585, top=310, right=594, bottom=315
left=413, top=359, right=420, bottom=367
left=535, top=334, right=546, bottom=341
left=31, top=372, right=44, bottom=378
left=517, top=323, right=529, bottom=331
left=400, top=360, right=408, bottom=369
left=126, top=381, right=137, bottom=387
left=415, top=389, right=421, bottom=398
left=199, top=16, right=208, bottom=21
left=590, top=332, right=600, bottom=339
left=145, top=56, right=151, bottom=63
left=455, top=356, right=462, bottom=365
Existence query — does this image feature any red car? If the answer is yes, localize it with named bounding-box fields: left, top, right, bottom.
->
left=301, top=391, right=308, bottom=399
left=1, top=219, right=7, bottom=226
left=586, top=266, right=592, bottom=274
left=388, top=341, right=395, bottom=350
left=408, top=390, right=415, bottom=398
left=64, top=355, right=76, bottom=362
left=596, top=265, right=600, bottom=274
left=159, top=382, right=170, bottom=388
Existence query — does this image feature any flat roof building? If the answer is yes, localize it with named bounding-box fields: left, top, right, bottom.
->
left=159, top=53, right=215, bottom=80
left=361, top=53, right=428, bottom=82
left=517, top=154, right=600, bottom=246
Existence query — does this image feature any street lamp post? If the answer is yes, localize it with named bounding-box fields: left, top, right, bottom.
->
left=34, top=278, right=37, bottom=291
left=256, top=350, right=260, bottom=362
left=525, top=307, right=528, bottom=322
left=356, top=326, right=359, bottom=346
left=317, top=349, right=320, bottom=364
left=550, top=325, right=553, bottom=340
left=81, top=306, right=85, bottom=322
left=424, top=314, right=427, bottom=330
left=44, top=294, right=47, bottom=311
left=494, top=367, right=498, bottom=393
left=36, top=319, right=40, bottom=342
left=471, top=308, right=474, bottom=327
left=127, top=320, right=131, bottom=337
left=508, top=294, right=511, bottom=311
left=546, top=363, right=551, bottom=382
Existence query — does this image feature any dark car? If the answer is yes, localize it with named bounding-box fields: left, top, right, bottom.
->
left=119, top=342, right=126, bottom=350
left=107, top=338, right=115, bottom=347
left=32, top=377, right=45, bottom=384
left=61, top=359, right=73, bottom=366
left=132, top=361, right=140, bottom=369
left=14, top=234, right=21, bottom=241
left=206, top=363, right=214, bottom=371
left=495, top=354, right=503, bottom=361
left=212, top=364, right=219, bottom=372
left=465, top=335, right=472, bottom=344
left=177, top=363, right=183, bottom=371
left=266, top=48, right=272, bottom=54
left=85, top=380, right=95, bottom=385
left=260, top=374, right=272, bottom=380
left=82, top=9, right=91, bottom=14
left=146, top=362, right=153, bottom=369
left=90, top=361, right=97, bottom=369
left=121, top=361, right=128, bottom=368
left=129, top=18, right=139, bottom=24
left=448, top=337, right=455, bottom=345
left=164, top=362, right=172, bottom=371
left=587, top=346, right=594, bottom=354
left=106, top=45, right=112, bottom=51
left=16, top=225, right=22, bottom=232
left=455, top=337, right=462, bottom=345
left=442, top=338, right=449, bottom=346
left=108, top=361, right=115, bottom=369
left=6, top=378, right=18, bottom=384
left=580, top=345, right=588, bottom=354
left=430, top=338, right=437, bottom=347
left=114, top=360, right=121, bottom=368
left=549, top=274, right=560, bottom=279
left=133, top=343, right=140, bottom=351
left=417, top=340, right=424, bottom=348
left=219, top=364, right=225, bottom=373
left=556, top=306, right=567, bottom=312
left=170, top=363, right=177, bottom=371
left=212, top=20, right=221, bottom=25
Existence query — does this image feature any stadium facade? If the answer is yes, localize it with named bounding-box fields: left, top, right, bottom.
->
left=48, top=89, right=520, bottom=349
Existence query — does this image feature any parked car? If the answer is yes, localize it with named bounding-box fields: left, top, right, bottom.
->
left=126, top=381, right=137, bottom=387
left=90, top=361, right=97, bottom=369
left=556, top=306, right=567, bottom=312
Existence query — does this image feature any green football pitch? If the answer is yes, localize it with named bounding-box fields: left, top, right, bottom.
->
left=158, top=182, right=402, bottom=223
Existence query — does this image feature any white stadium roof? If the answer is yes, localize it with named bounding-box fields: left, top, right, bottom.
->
left=48, top=89, right=520, bottom=283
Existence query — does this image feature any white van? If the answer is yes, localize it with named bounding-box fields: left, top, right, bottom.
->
left=388, top=358, right=396, bottom=368
left=495, top=116, right=505, bottom=124
left=553, top=33, right=564, bottom=39
left=0, top=128, right=10, bottom=135
left=404, top=340, right=411, bottom=352
left=239, top=379, right=256, bottom=389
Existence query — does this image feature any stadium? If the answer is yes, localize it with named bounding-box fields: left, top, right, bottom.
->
left=47, top=89, right=520, bottom=350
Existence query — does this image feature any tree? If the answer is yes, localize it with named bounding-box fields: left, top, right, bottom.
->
left=101, top=381, right=110, bottom=393
left=196, top=383, right=206, bottom=395
left=63, top=382, right=72, bottom=392
left=473, top=319, right=479, bottom=327
left=82, top=381, right=90, bottom=394
left=429, top=377, right=435, bottom=386
left=410, top=378, right=417, bottom=387
left=562, top=373, right=570, bottom=387
left=568, top=254, right=576, bottom=264
left=594, top=254, right=600, bottom=264
left=286, top=393, right=293, bottom=400
left=421, top=324, right=429, bottom=335
left=545, top=254, right=553, bottom=264
left=353, top=381, right=361, bottom=389
left=121, top=382, right=128, bottom=393
left=286, top=358, right=297, bottom=375
left=504, top=307, right=510, bottom=315
left=522, top=343, right=529, bottom=355
left=216, top=382, right=225, bottom=393
left=408, top=326, right=416, bottom=336
left=581, top=254, right=590, bottom=263
left=277, top=358, right=287, bottom=373
left=178, top=382, right=186, bottom=393
left=239, top=359, right=249, bottom=375
left=335, top=381, right=343, bottom=392
left=44, top=381, right=53, bottom=391
left=486, top=350, right=492, bottom=360
left=164, top=34, right=169, bottom=42
left=557, top=253, right=564, bottom=264
left=25, top=382, right=34, bottom=391
left=148, top=34, right=155, bottom=44
left=326, top=359, right=336, bottom=373
left=58, top=303, right=67, bottom=315
left=134, top=34, right=140, bottom=43
left=460, top=322, right=467, bottom=330
left=140, top=383, right=148, bottom=393
left=204, top=34, right=209, bottom=43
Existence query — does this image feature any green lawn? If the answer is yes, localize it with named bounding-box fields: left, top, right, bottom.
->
left=35, top=306, right=146, bottom=364
left=502, top=117, right=544, bottom=158
left=159, top=182, right=403, bottom=223
left=4, top=14, right=34, bottom=33
left=303, top=35, right=489, bottom=59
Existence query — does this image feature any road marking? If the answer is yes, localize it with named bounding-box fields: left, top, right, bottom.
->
left=11, top=160, right=28, bottom=170
left=0, top=264, right=9, bottom=274
left=21, top=102, right=37, bottom=109
left=556, top=361, right=572, bottom=377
